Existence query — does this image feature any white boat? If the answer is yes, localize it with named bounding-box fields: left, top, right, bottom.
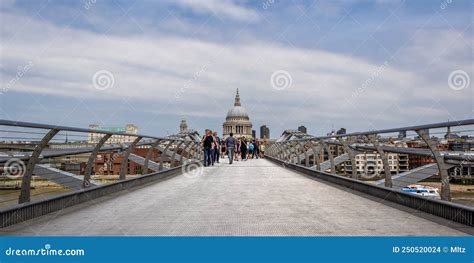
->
left=401, top=184, right=441, bottom=199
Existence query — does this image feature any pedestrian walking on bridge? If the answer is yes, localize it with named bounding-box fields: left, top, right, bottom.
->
left=212, top=131, right=220, bottom=164
left=201, top=129, right=214, bottom=167
left=240, top=138, right=247, bottom=161
left=225, top=132, right=236, bottom=164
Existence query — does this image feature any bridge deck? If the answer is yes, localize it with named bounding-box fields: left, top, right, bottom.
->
left=1, top=159, right=467, bottom=236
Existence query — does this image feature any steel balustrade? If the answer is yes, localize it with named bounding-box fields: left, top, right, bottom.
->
left=0, top=120, right=203, bottom=205
left=2, top=119, right=473, bottom=227
left=266, top=119, right=474, bottom=201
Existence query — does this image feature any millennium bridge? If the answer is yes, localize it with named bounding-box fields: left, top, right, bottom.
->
left=0, top=119, right=473, bottom=236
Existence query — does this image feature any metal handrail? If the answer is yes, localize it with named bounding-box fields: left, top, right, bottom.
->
left=288, top=119, right=474, bottom=141
left=0, top=119, right=180, bottom=141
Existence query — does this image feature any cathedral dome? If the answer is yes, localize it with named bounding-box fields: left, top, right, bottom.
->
left=226, top=89, right=249, bottom=120
left=226, top=106, right=249, bottom=119
left=223, top=89, right=252, bottom=138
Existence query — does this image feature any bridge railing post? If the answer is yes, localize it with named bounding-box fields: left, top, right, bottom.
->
left=301, top=142, right=310, bottom=167
left=273, top=143, right=279, bottom=158
left=171, top=141, right=184, bottom=168
left=190, top=141, right=199, bottom=160
left=320, top=140, right=335, bottom=173
left=367, top=134, right=392, bottom=187
left=415, top=128, right=451, bottom=201
left=273, top=142, right=283, bottom=160
left=189, top=142, right=198, bottom=160
left=293, top=141, right=301, bottom=164
left=143, top=139, right=162, bottom=174
left=268, top=143, right=276, bottom=158
left=187, top=142, right=195, bottom=160
left=18, top=128, right=60, bottom=204
left=277, top=142, right=284, bottom=160
left=284, top=142, right=293, bottom=162
left=179, top=141, right=193, bottom=164
left=275, top=143, right=284, bottom=159
left=119, top=136, right=143, bottom=180
left=309, top=141, right=321, bottom=170
left=289, top=142, right=296, bottom=163
left=84, top=133, right=112, bottom=188
left=196, top=142, right=204, bottom=160
left=194, top=142, right=203, bottom=161
left=270, top=144, right=277, bottom=157
left=159, top=140, right=175, bottom=171
left=338, top=137, right=358, bottom=179
left=266, top=144, right=272, bottom=157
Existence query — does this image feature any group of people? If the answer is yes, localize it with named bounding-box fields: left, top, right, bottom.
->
left=201, top=129, right=266, bottom=166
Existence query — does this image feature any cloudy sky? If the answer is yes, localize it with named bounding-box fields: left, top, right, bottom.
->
left=0, top=0, right=472, bottom=138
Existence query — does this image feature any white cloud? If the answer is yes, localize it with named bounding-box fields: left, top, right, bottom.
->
left=0, top=11, right=471, bottom=134
left=175, top=0, right=259, bottom=22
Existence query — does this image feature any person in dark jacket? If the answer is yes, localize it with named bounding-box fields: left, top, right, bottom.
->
left=240, top=137, right=247, bottom=161
left=213, top=131, right=220, bottom=164
left=253, top=140, right=259, bottom=159
left=201, top=129, right=214, bottom=167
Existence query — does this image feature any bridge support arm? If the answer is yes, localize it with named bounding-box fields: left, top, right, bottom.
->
left=367, top=134, right=392, bottom=188
left=271, top=144, right=278, bottom=158
left=159, top=141, right=174, bottom=171
left=119, top=137, right=143, bottom=180
left=280, top=143, right=289, bottom=160
left=199, top=144, right=205, bottom=160
left=144, top=139, right=161, bottom=175
left=188, top=142, right=198, bottom=160
left=320, top=140, right=335, bottom=173
left=279, top=142, right=291, bottom=162
left=270, top=143, right=279, bottom=159
left=415, top=129, right=450, bottom=201
left=171, top=141, right=184, bottom=168
left=179, top=141, right=193, bottom=164
left=293, top=142, right=302, bottom=164
left=193, top=142, right=202, bottom=160
left=300, top=142, right=309, bottom=167
left=338, top=138, right=358, bottom=179
left=274, top=143, right=284, bottom=159
left=266, top=145, right=273, bottom=157
left=19, top=128, right=60, bottom=203
left=84, top=134, right=112, bottom=187
left=287, top=142, right=297, bottom=163
left=310, top=142, right=321, bottom=170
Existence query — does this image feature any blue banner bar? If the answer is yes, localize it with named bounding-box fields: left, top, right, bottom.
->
left=0, top=237, right=472, bottom=263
